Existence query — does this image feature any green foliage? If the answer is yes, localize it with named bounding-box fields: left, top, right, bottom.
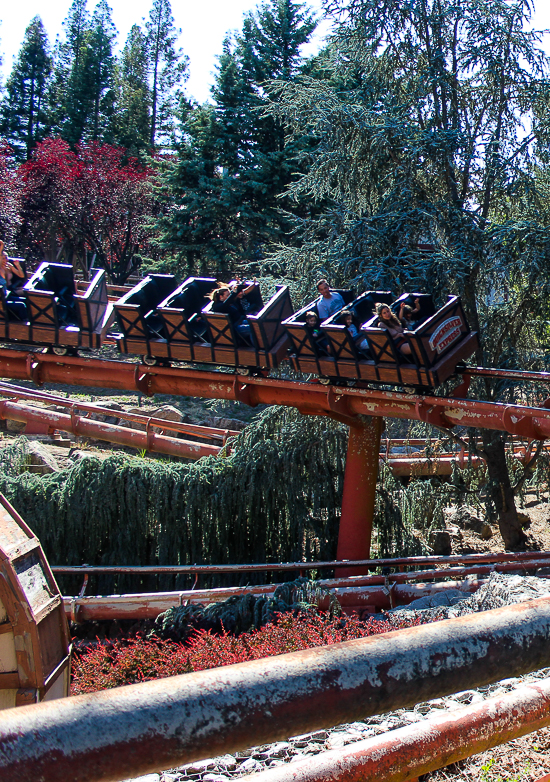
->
left=114, top=25, right=151, bottom=155
left=154, top=577, right=342, bottom=641
left=0, top=408, right=461, bottom=593
left=0, top=17, right=53, bottom=160
left=152, top=0, right=318, bottom=276
left=265, top=0, right=550, bottom=547
left=145, top=0, right=189, bottom=148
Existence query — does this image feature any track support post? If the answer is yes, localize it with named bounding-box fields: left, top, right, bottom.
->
left=336, top=415, right=383, bottom=576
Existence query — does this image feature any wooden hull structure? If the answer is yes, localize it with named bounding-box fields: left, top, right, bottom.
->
left=283, top=291, right=478, bottom=388
left=0, top=494, right=70, bottom=709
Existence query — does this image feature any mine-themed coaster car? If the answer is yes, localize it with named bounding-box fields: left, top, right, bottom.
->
left=284, top=290, right=391, bottom=375
left=285, top=291, right=478, bottom=388
left=0, top=262, right=113, bottom=354
left=282, top=289, right=357, bottom=367
left=115, top=277, right=294, bottom=372
left=199, top=284, right=293, bottom=372
left=115, top=274, right=186, bottom=362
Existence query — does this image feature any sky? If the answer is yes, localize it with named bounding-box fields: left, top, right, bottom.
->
left=0, top=0, right=329, bottom=105
left=0, top=1, right=549, bottom=105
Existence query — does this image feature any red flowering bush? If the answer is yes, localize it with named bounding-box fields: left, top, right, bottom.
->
left=71, top=611, right=427, bottom=695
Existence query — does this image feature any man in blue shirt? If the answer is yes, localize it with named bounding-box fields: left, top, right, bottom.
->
left=316, top=279, right=345, bottom=321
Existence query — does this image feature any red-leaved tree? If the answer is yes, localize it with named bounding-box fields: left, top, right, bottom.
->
left=18, top=138, right=156, bottom=283
left=0, top=142, right=22, bottom=247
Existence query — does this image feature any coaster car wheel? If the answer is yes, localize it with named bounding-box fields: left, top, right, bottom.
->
left=142, top=355, right=159, bottom=367
left=51, top=345, right=78, bottom=357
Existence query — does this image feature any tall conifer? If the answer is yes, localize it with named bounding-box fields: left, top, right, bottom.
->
left=155, top=0, right=317, bottom=272
left=145, top=0, right=188, bottom=148
left=0, top=17, right=53, bottom=160
left=52, top=0, right=91, bottom=144
left=86, top=0, right=117, bottom=141
left=114, top=25, right=151, bottom=154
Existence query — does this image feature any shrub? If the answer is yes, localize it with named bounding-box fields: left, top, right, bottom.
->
left=71, top=610, right=427, bottom=695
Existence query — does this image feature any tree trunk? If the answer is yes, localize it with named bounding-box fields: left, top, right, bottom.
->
left=482, top=430, right=526, bottom=549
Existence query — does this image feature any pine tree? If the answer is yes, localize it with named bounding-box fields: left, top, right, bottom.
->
left=154, top=0, right=317, bottom=273
left=268, top=0, right=550, bottom=548
left=51, top=0, right=117, bottom=144
left=85, top=0, right=117, bottom=141
left=114, top=25, right=151, bottom=155
left=52, top=0, right=92, bottom=144
left=145, top=0, right=189, bottom=148
left=0, top=17, right=53, bottom=160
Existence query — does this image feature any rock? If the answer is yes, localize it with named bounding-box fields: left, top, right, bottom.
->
left=215, top=755, right=237, bottom=771
left=25, top=441, right=60, bottom=474
left=202, top=775, right=229, bottom=782
left=150, top=405, right=185, bottom=433
left=429, top=530, right=452, bottom=555
left=518, top=511, right=531, bottom=529
left=239, top=758, right=262, bottom=773
left=443, top=505, right=485, bottom=532
left=480, top=523, right=493, bottom=540
left=184, top=761, right=217, bottom=774
left=265, top=743, right=291, bottom=758
left=6, top=418, right=27, bottom=433
left=84, top=401, right=124, bottom=424
left=201, top=416, right=246, bottom=432
left=325, top=731, right=362, bottom=750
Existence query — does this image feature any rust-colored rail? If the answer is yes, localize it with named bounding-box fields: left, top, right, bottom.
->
left=241, top=677, right=550, bottom=782
left=2, top=597, right=550, bottom=782
left=0, top=398, right=221, bottom=460
left=2, top=350, right=550, bottom=439
left=64, top=579, right=481, bottom=622
left=51, top=549, right=550, bottom=575
left=0, top=381, right=241, bottom=442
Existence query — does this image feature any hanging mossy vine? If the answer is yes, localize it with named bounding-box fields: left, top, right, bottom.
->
left=153, top=577, right=342, bottom=641
left=0, top=411, right=478, bottom=594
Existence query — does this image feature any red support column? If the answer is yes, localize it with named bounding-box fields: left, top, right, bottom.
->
left=336, top=416, right=383, bottom=577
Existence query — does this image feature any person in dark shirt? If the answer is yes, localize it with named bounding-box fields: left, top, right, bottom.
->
left=341, top=310, right=370, bottom=354
left=399, top=298, right=421, bottom=329
left=210, top=286, right=254, bottom=343
left=305, top=311, right=329, bottom=354
left=375, top=302, right=412, bottom=357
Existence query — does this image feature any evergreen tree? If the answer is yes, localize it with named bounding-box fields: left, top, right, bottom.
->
left=145, top=0, right=189, bottom=148
left=268, top=0, right=550, bottom=548
left=52, top=0, right=91, bottom=144
left=0, top=17, right=53, bottom=160
left=52, top=0, right=117, bottom=144
left=154, top=0, right=317, bottom=273
left=85, top=0, right=117, bottom=141
left=114, top=25, right=151, bottom=154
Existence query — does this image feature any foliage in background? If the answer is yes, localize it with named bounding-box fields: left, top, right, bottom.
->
left=152, top=0, right=319, bottom=277
left=265, top=0, right=550, bottom=547
left=0, top=409, right=498, bottom=595
left=153, top=577, right=342, bottom=641
left=71, top=609, right=427, bottom=694
left=17, top=138, right=156, bottom=282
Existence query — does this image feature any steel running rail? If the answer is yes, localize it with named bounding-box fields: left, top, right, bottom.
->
left=2, top=350, right=550, bottom=438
